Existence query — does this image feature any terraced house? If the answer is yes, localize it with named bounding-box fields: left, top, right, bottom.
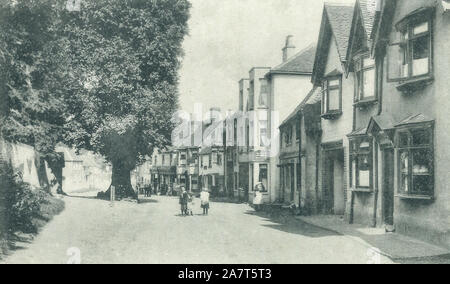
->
left=312, top=2, right=355, bottom=216
left=363, top=0, right=450, bottom=248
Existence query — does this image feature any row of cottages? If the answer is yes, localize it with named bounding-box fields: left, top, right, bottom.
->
left=229, top=38, right=316, bottom=204
left=278, top=0, right=450, bottom=248
left=149, top=108, right=227, bottom=196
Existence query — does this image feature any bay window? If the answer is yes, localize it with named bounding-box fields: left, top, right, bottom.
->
left=355, top=56, right=376, bottom=102
left=258, top=79, right=269, bottom=108
left=350, top=137, right=373, bottom=190
left=322, top=76, right=342, bottom=119
left=397, top=126, right=434, bottom=197
left=388, top=9, right=433, bottom=84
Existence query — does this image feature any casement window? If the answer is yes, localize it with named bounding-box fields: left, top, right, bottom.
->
left=354, top=56, right=376, bottom=102
left=321, top=76, right=342, bottom=118
left=248, top=80, right=255, bottom=110
left=258, top=79, right=269, bottom=108
left=217, top=153, right=222, bottom=166
left=397, top=126, right=434, bottom=197
left=296, top=124, right=300, bottom=143
left=284, top=126, right=293, bottom=146
left=350, top=137, right=373, bottom=189
left=259, top=120, right=268, bottom=147
left=388, top=10, right=433, bottom=83
left=180, top=154, right=187, bottom=160
left=209, top=153, right=212, bottom=168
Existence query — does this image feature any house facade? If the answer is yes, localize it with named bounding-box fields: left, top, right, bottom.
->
left=266, top=39, right=316, bottom=205
left=312, top=3, right=355, bottom=216
left=360, top=0, right=450, bottom=248
left=280, top=87, right=322, bottom=212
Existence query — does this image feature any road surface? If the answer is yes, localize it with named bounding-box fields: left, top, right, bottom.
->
left=2, top=195, right=394, bottom=264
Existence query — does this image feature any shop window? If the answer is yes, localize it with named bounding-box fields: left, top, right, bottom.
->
left=354, top=56, right=376, bottom=102
left=350, top=137, right=373, bottom=190
left=397, top=127, right=434, bottom=197
left=322, top=76, right=342, bottom=119
left=387, top=10, right=433, bottom=85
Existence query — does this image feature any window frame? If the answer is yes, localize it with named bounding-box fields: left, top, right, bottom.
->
left=387, top=10, right=434, bottom=83
left=321, top=75, right=343, bottom=119
left=396, top=125, right=434, bottom=198
left=354, top=54, right=376, bottom=103
left=349, top=136, right=374, bottom=190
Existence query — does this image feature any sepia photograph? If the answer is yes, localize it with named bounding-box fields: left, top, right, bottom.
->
left=0, top=0, right=450, bottom=268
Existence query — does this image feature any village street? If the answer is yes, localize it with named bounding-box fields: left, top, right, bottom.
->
left=2, top=195, right=395, bottom=264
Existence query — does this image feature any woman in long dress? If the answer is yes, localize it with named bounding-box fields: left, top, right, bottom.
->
left=253, top=182, right=265, bottom=211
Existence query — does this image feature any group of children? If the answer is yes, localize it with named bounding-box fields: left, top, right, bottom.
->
left=179, top=187, right=210, bottom=216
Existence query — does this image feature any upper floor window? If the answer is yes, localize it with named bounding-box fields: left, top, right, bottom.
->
left=355, top=56, right=376, bottom=102
left=397, top=126, right=434, bottom=197
left=248, top=80, right=255, bottom=110
left=258, top=79, right=269, bottom=108
left=388, top=9, right=433, bottom=86
left=259, top=120, right=268, bottom=147
left=321, top=76, right=342, bottom=119
left=284, top=126, right=293, bottom=146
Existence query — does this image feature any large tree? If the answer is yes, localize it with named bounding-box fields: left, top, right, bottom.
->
left=52, top=0, right=191, bottom=198
left=1, top=0, right=190, bottom=198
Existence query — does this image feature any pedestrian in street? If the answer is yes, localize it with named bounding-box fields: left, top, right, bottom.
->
left=253, top=182, right=264, bottom=212
left=179, top=187, right=189, bottom=215
left=200, top=188, right=210, bottom=215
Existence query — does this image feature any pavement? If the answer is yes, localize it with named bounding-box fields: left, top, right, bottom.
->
left=296, top=215, right=450, bottom=261
left=1, top=195, right=397, bottom=264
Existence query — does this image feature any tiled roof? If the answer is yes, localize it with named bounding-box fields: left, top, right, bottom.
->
left=270, top=44, right=317, bottom=74
left=324, top=3, right=355, bottom=62
left=359, top=0, right=377, bottom=36
left=280, top=87, right=322, bottom=127
left=395, top=114, right=434, bottom=127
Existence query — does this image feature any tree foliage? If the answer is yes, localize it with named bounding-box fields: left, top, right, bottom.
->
left=0, top=0, right=191, bottom=197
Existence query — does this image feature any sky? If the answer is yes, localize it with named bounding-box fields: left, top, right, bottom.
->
left=178, top=0, right=356, bottom=115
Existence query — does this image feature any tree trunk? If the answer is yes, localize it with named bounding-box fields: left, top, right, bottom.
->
left=104, top=161, right=136, bottom=199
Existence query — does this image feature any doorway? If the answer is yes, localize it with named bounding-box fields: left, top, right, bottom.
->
left=383, top=148, right=395, bottom=226
left=323, top=149, right=345, bottom=215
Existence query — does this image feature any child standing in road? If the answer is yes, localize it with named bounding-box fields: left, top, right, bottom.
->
left=200, top=188, right=210, bottom=215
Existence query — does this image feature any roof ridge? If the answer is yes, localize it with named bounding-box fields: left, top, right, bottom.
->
left=272, top=43, right=317, bottom=71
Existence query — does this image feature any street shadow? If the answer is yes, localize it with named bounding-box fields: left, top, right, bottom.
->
left=245, top=210, right=341, bottom=238
left=137, top=198, right=158, bottom=204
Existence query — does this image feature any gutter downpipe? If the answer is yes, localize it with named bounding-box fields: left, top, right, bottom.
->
left=371, top=48, right=385, bottom=228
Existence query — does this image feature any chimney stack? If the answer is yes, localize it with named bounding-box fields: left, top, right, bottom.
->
left=282, top=35, right=296, bottom=62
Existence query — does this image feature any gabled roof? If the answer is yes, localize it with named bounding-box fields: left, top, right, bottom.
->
left=268, top=44, right=317, bottom=76
left=312, top=2, right=355, bottom=85
left=280, top=87, right=322, bottom=127
left=359, top=0, right=377, bottom=36
left=325, top=3, right=355, bottom=62
left=346, top=0, right=378, bottom=71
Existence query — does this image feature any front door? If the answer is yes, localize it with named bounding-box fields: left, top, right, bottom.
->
left=383, top=148, right=395, bottom=226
